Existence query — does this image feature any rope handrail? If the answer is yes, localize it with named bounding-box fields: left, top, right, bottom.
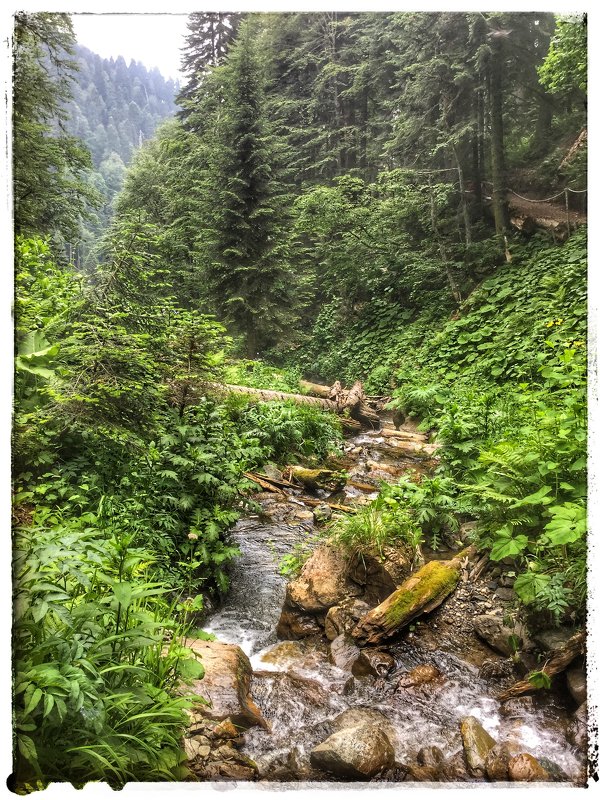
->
left=482, top=180, right=587, bottom=203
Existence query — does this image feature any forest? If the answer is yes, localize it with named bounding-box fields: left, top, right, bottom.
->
left=12, top=10, right=588, bottom=790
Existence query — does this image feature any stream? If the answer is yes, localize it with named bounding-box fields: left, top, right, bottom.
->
left=204, top=415, right=585, bottom=784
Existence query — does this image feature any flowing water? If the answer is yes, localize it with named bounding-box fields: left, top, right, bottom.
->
left=204, top=419, right=585, bottom=784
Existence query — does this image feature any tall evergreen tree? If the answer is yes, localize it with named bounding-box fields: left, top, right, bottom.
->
left=13, top=12, right=98, bottom=240
left=200, top=23, right=295, bottom=357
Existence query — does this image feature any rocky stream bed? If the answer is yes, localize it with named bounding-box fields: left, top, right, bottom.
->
left=182, top=414, right=588, bottom=785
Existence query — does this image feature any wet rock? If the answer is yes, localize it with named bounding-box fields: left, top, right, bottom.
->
left=332, top=707, right=394, bottom=736
left=460, top=715, right=496, bottom=776
left=417, top=745, right=444, bottom=767
left=507, top=752, right=551, bottom=782
left=313, top=503, right=332, bottom=525
left=262, top=463, right=284, bottom=482
left=352, top=648, right=396, bottom=678
left=566, top=702, right=587, bottom=750
left=310, top=724, right=395, bottom=779
left=257, top=640, right=305, bottom=668
left=276, top=607, right=323, bottom=639
left=185, top=639, right=268, bottom=731
left=479, top=658, right=516, bottom=681
left=500, top=696, right=535, bottom=718
left=346, top=545, right=418, bottom=600
left=472, top=613, right=532, bottom=656
left=397, top=664, right=443, bottom=689
left=329, top=634, right=361, bottom=672
left=485, top=743, right=513, bottom=780
left=537, top=757, right=569, bottom=781
left=324, top=605, right=350, bottom=640
left=566, top=665, right=586, bottom=706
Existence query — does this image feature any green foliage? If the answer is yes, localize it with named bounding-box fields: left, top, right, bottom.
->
left=538, top=15, right=587, bottom=96
left=13, top=519, right=203, bottom=789
left=224, top=360, right=302, bottom=392
left=329, top=482, right=423, bottom=560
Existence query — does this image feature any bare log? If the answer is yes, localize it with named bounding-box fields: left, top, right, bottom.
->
left=497, top=630, right=585, bottom=702
left=299, top=380, right=332, bottom=398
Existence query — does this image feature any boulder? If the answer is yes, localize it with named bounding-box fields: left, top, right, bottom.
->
left=472, top=613, right=533, bottom=656
left=566, top=665, right=586, bottom=706
left=352, top=648, right=396, bottom=678
left=500, top=696, right=535, bottom=719
left=460, top=715, right=496, bottom=776
left=485, top=743, right=513, bottom=781
left=284, top=544, right=361, bottom=614
left=329, top=634, right=361, bottom=672
left=397, top=664, right=443, bottom=689
left=352, top=549, right=474, bottom=646
left=507, top=752, right=551, bottom=782
left=417, top=745, right=445, bottom=768
left=332, top=707, right=394, bottom=737
left=537, top=757, right=569, bottom=782
left=347, top=545, right=419, bottom=594
left=276, top=608, right=323, bottom=640
left=186, top=639, right=268, bottom=731
left=310, top=724, right=395, bottom=779
left=533, top=626, right=578, bottom=653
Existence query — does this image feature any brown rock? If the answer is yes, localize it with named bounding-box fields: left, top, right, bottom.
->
left=332, top=707, right=394, bottom=737
left=566, top=666, right=586, bottom=706
left=397, top=664, right=443, bottom=688
left=324, top=606, right=353, bottom=641
left=352, top=648, right=396, bottom=678
left=310, top=724, right=395, bottom=779
left=500, top=696, right=535, bottom=719
left=508, top=752, right=551, bottom=782
left=460, top=715, right=496, bottom=776
left=329, top=634, right=361, bottom=672
left=213, top=719, right=240, bottom=739
left=417, top=745, right=445, bottom=767
left=285, top=544, right=361, bottom=614
left=276, top=607, right=322, bottom=639
left=184, top=737, right=211, bottom=763
left=214, top=762, right=256, bottom=781
left=185, top=639, right=268, bottom=731
left=485, top=743, right=513, bottom=781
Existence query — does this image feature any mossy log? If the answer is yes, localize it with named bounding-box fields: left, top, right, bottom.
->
left=288, top=466, right=347, bottom=491
left=299, top=380, right=332, bottom=398
left=497, top=630, right=585, bottom=702
left=351, top=547, right=475, bottom=645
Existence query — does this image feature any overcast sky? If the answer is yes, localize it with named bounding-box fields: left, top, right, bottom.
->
left=71, top=13, right=189, bottom=82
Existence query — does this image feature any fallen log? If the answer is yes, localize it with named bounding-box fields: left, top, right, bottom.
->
left=207, top=382, right=379, bottom=430
left=351, top=546, right=476, bottom=645
left=287, top=466, right=347, bottom=492
left=243, top=472, right=286, bottom=494
left=299, top=380, right=332, bottom=398
left=497, top=630, right=585, bottom=703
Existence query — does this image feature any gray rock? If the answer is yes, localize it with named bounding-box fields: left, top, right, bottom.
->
left=537, top=757, right=569, bottom=782
left=460, top=716, right=496, bottom=776
left=533, top=626, right=578, bottom=653
left=333, top=707, right=394, bottom=735
left=473, top=613, right=532, bottom=656
left=329, top=634, right=361, bottom=672
left=566, top=666, right=586, bottom=706
left=494, top=587, right=516, bottom=601
left=310, top=723, right=395, bottom=779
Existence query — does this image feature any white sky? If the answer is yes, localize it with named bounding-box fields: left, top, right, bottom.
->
left=71, top=13, right=189, bottom=82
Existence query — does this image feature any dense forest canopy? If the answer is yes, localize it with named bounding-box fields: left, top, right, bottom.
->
left=11, top=10, right=588, bottom=791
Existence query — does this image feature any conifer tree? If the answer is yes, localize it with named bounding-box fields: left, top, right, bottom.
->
left=200, top=23, right=295, bottom=357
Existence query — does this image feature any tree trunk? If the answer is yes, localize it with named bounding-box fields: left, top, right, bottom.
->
left=488, top=39, right=510, bottom=234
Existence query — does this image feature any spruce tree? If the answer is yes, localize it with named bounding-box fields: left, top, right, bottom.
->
left=200, top=23, right=295, bottom=357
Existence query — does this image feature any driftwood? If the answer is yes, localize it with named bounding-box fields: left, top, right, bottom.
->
left=243, top=472, right=286, bottom=494
left=497, top=630, right=585, bottom=702
left=242, top=472, right=356, bottom=514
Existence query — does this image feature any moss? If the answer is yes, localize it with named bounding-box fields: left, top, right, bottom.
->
left=382, top=560, right=460, bottom=629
